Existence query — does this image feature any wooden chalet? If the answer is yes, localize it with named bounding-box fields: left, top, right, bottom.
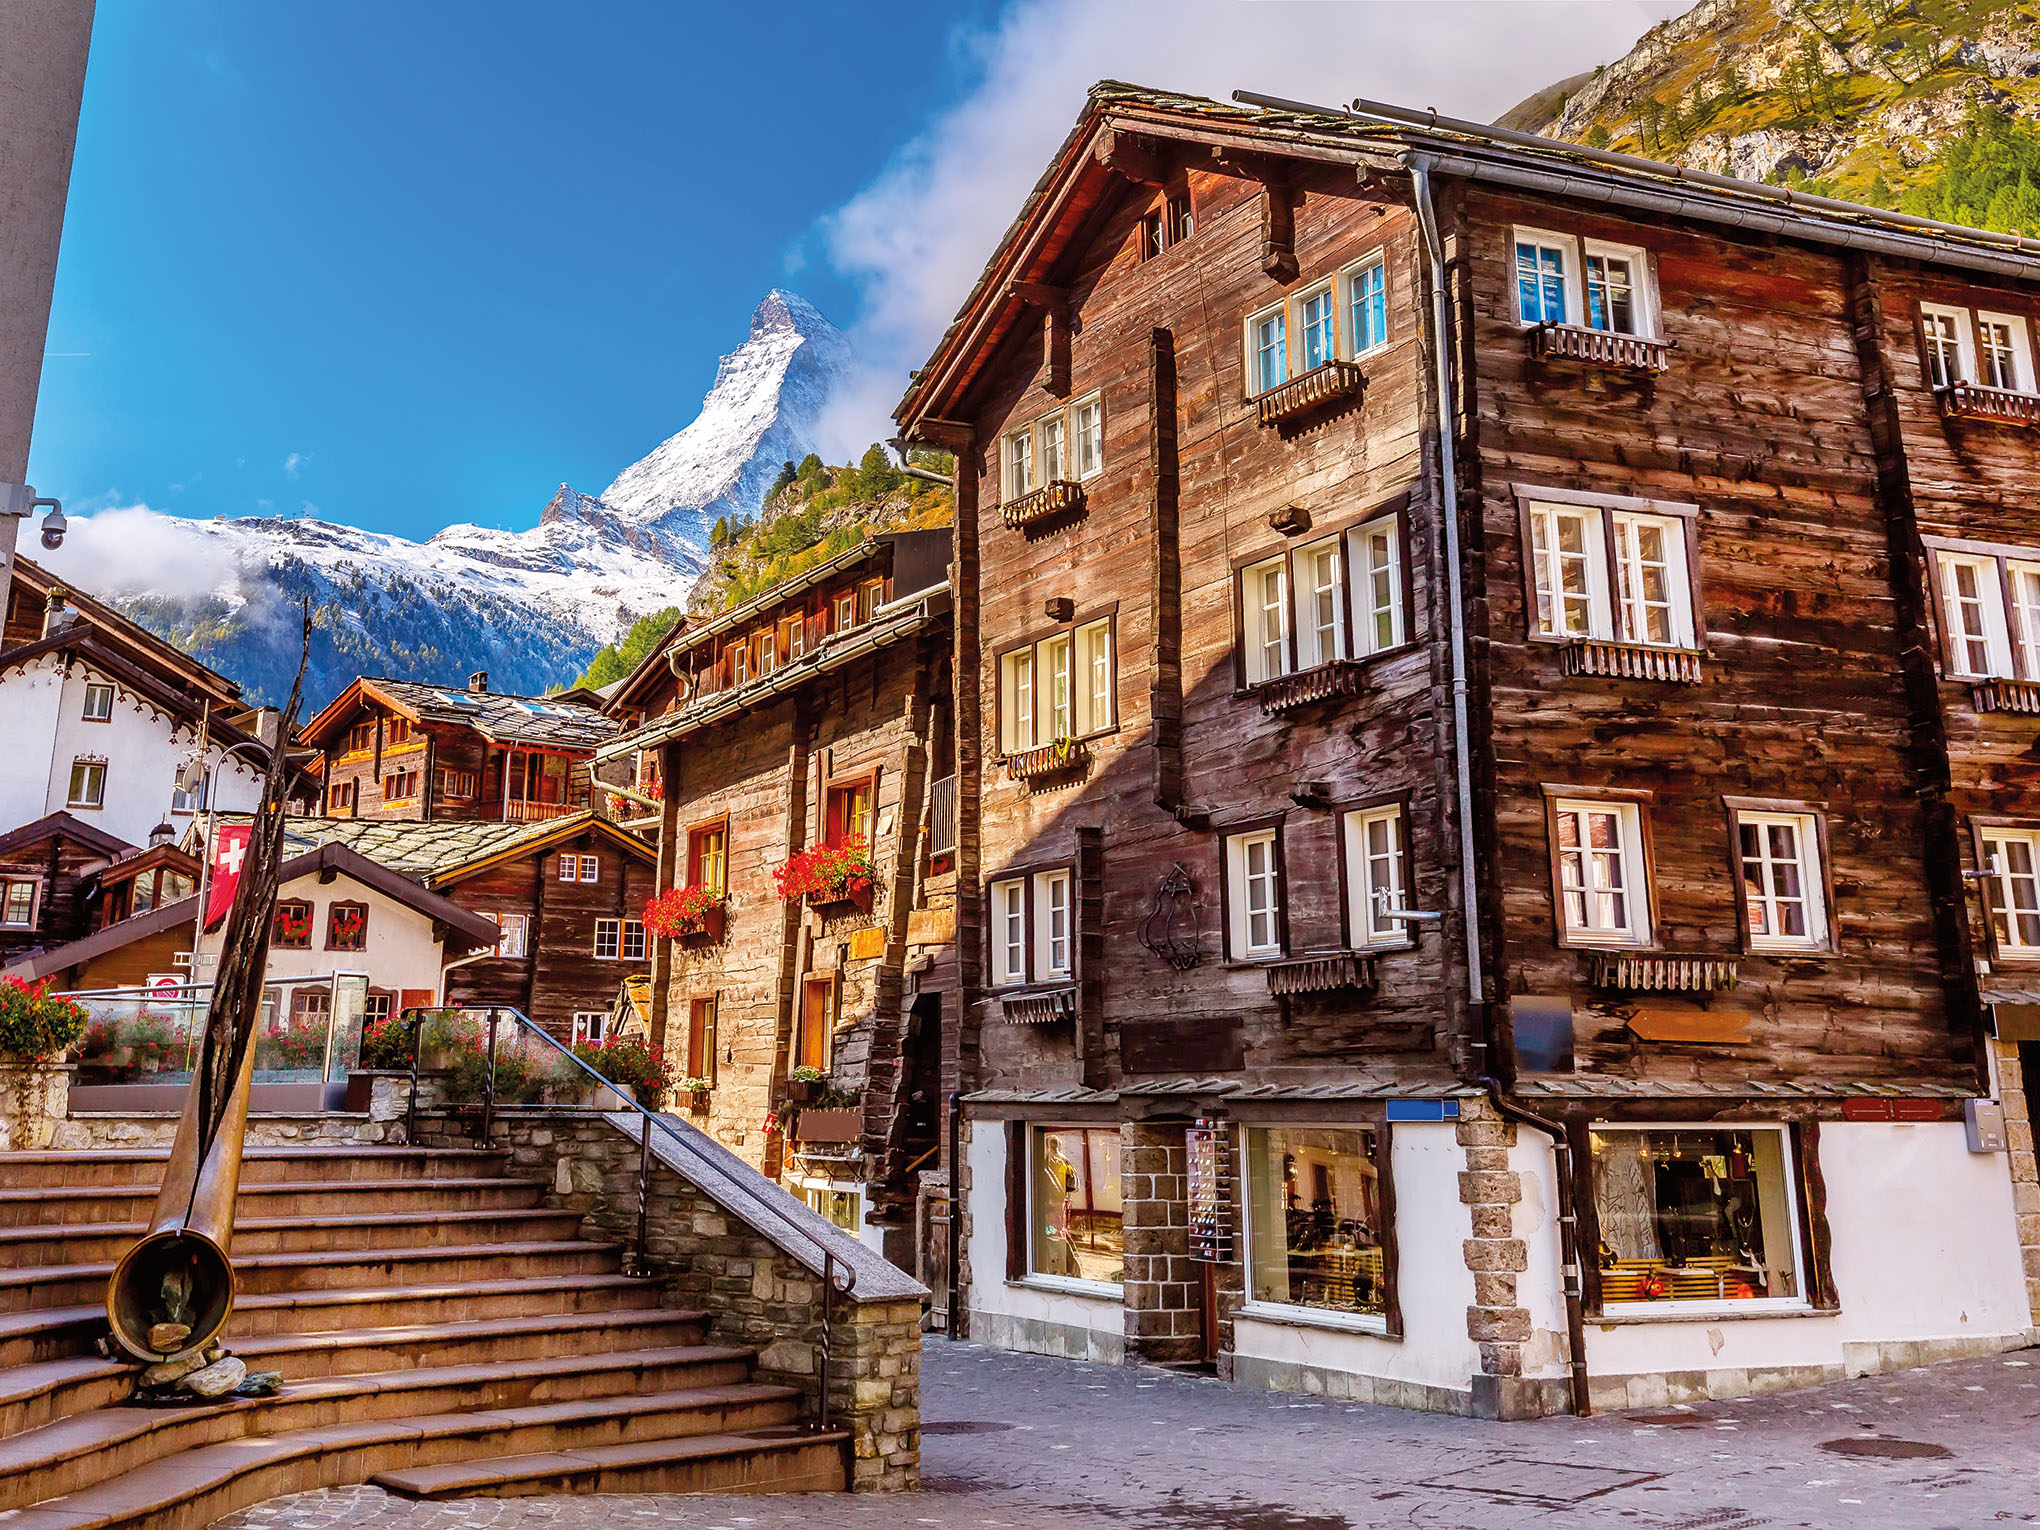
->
left=0, top=812, right=136, bottom=967
left=596, top=530, right=957, bottom=1265
left=296, top=674, right=619, bottom=824
left=250, top=811, right=658, bottom=1040
left=896, top=81, right=2040, bottom=1416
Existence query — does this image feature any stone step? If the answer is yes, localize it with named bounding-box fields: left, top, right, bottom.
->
left=0, top=1242, right=625, bottom=1314
left=226, top=1274, right=670, bottom=1337
left=0, top=1147, right=511, bottom=1191
left=0, top=1310, right=716, bottom=1437
left=0, top=1385, right=809, bottom=1528
left=0, top=1176, right=544, bottom=1227
left=373, top=1428, right=850, bottom=1500
left=0, top=1207, right=588, bottom=1266
left=0, top=1352, right=773, bottom=1506
left=0, top=1309, right=103, bottom=1370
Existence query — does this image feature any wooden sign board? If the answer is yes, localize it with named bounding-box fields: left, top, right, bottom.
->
left=1627, top=1009, right=1752, bottom=1045
left=906, top=907, right=956, bottom=948
left=847, top=926, right=887, bottom=962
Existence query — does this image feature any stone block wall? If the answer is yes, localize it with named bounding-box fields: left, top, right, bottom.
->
left=0, top=1059, right=67, bottom=1149
left=1996, top=1039, right=2040, bottom=1326
left=52, top=1110, right=392, bottom=1150
left=411, top=1106, right=922, bottom=1491
left=1121, top=1119, right=1202, bottom=1364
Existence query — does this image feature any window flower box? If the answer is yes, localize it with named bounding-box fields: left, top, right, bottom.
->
left=1937, top=380, right=2040, bottom=427
left=1259, top=659, right=1366, bottom=715
left=1527, top=323, right=1669, bottom=374
left=1560, top=639, right=1702, bottom=684
left=677, top=1076, right=713, bottom=1113
left=1253, top=359, right=1366, bottom=428
left=1000, top=479, right=1087, bottom=533
left=1004, top=736, right=1090, bottom=785
left=786, top=1069, right=827, bottom=1105
left=775, top=836, right=878, bottom=911
left=643, top=885, right=727, bottom=944
left=1264, top=952, right=1376, bottom=997
left=791, top=1107, right=862, bottom=1144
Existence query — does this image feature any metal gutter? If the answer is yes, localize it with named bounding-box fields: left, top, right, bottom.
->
left=664, top=538, right=888, bottom=664
left=596, top=588, right=950, bottom=763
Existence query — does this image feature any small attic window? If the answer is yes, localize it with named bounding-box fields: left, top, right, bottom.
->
left=1139, top=192, right=1194, bottom=262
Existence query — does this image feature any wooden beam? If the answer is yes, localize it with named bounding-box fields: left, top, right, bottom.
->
left=1044, top=306, right=1071, bottom=398
left=907, top=418, right=974, bottom=453
left=1010, top=279, right=1066, bottom=310
left=1148, top=327, right=1183, bottom=814
left=1094, top=128, right=1168, bottom=186
left=1261, top=178, right=1299, bottom=285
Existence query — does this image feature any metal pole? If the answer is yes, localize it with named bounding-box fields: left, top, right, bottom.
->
left=626, top=1111, right=654, bottom=1278
left=404, top=1010, right=421, bottom=1146
left=479, top=1008, right=499, bottom=1147
left=817, top=1250, right=835, bottom=1433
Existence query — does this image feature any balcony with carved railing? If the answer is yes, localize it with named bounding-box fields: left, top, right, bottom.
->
left=1587, top=952, right=1739, bottom=993
left=999, top=479, right=1087, bottom=533
left=1527, top=323, right=1670, bottom=374
left=1973, top=679, right=2040, bottom=714
left=1560, top=639, right=1703, bottom=684
left=496, top=799, right=577, bottom=823
left=1937, top=380, right=2040, bottom=427
left=1253, top=360, right=1366, bottom=428
left=1264, top=952, right=1376, bottom=998
left=1259, top=659, right=1366, bottom=715
left=995, top=986, right=1078, bottom=1026
left=1002, top=737, right=1090, bottom=786
left=926, top=774, right=957, bottom=860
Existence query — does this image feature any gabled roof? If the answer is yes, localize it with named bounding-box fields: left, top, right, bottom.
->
left=2, top=840, right=503, bottom=982
left=192, top=809, right=653, bottom=886
left=897, top=79, right=2040, bottom=430
left=0, top=812, right=134, bottom=864
left=298, top=677, right=621, bottom=752
left=0, top=628, right=270, bottom=754
left=5, top=556, right=243, bottom=708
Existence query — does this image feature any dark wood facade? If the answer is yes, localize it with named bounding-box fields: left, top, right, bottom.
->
left=0, top=813, right=133, bottom=968
left=899, top=84, right=2040, bottom=1395
left=600, top=533, right=957, bottom=1261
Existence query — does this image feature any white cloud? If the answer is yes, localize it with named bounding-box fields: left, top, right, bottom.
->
left=814, top=0, right=1680, bottom=459
left=282, top=451, right=306, bottom=478
left=31, top=504, right=231, bottom=602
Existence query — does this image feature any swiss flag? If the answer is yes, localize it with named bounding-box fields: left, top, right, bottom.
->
left=204, top=824, right=252, bottom=932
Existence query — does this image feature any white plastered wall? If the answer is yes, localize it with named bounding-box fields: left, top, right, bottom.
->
left=190, top=869, right=450, bottom=997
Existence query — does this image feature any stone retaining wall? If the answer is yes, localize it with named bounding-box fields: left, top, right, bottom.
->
left=411, top=1106, right=922, bottom=1492
left=51, top=1110, right=393, bottom=1149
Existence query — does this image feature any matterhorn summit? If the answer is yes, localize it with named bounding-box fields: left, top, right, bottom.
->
left=43, top=291, right=855, bottom=704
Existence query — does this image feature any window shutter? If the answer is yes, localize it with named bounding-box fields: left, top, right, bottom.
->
left=1005, top=1120, right=1028, bottom=1282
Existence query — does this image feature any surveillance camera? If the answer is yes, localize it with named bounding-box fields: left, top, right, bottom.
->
left=37, top=505, right=64, bottom=550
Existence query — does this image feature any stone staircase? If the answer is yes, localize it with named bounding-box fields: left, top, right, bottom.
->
left=0, top=1144, right=848, bottom=1528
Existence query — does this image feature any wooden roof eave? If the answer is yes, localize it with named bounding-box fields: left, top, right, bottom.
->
left=426, top=813, right=656, bottom=890
left=7, top=557, right=243, bottom=707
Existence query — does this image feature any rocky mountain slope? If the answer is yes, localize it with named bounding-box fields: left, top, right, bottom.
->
left=45, top=291, right=851, bottom=706
left=1501, top=0, right=2040, bottom=204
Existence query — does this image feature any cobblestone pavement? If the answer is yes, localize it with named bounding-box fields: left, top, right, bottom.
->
left=215, top=1340, right=2040, bottom=1529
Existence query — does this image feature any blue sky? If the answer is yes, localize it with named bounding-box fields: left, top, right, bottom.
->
left=30, top=0, right=1676, bottom=549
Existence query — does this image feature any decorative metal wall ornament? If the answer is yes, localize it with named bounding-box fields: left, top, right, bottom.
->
left=1138, top=862, right=1202, bottom=970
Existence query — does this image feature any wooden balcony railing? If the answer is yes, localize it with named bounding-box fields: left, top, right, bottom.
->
left=1587, top=952, right=1739, bottom=993
left=1003, top=737, right=1090, bottom=785
left=997, top=986, right=1077, bottom=1025
left=1260, top=659, right=1366, bottom=715
left=1528, top=323, right=1670, bottom=374
left=1973, top=679, right=2040, bottom=714
left=999, top=480, right=1087, bottom=532
left=926, top=774, right=957, bottom=859
left=1937, top=380, right=2040, bottom=427
left=498, top=800, right=576, bottom=823
left=1254, top=360, right=1366, bottom=428
left=1561, top=639, right=1703, bottom=684
left=1264, top=952, right=1376, bottom=997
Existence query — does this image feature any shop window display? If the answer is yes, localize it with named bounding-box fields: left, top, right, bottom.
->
left=1244, top=1126, right=1387, bottom=1318
left=1028, top=1126, right=1123, bottom=1287
left=1590, top=1125, right=1802, bottom=1307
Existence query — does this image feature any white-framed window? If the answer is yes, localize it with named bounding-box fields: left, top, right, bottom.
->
left=989, top=868, right=1075, bottom=988
left=571, top=1011, right=608, bottom=1045
left=1354, top=515, right=1405, bottom=655
left=1343, top=804, right=1409, bottom=948
left=1525, top=497, right=1696, bottom=649
left=1243, top=555, right=1290, bottom=685
left=1918, top=301, right=1979, bottom=390
left=81, top=682, right=113, bottom=722
left=579, top=854, right=599, bottom=884
left=1225, top=827, right=1283, bottom=960
left=594, top=919, right=621, bottom=960
left=1297, top=282, right=1336, bottom=373
left=1004, top=426, right=1035, bottom=501
left=170, top=767, right=207, bottom=815
left=1296, top=536, right=1347, bottom=671
left=0, top=879, right=38, bottom=930
left=558, top=854, right=578, bottom=882
left=67, top=759, right=106, bottom=809
left=1249, top=303, right=1289, bottom=394
left=1731, top=808, right=1828, bottom=953
left=1026, top=1124, right=1123, bottom=1291
left=1035, top=869, right=1072, bottom=980
left=1243, top=1124, right=1388, bottom=1327
left=1514, top=227, right=1574, bottom=325
left=490, top=912, right=530, bottom=959
left=1978, top=310, right=2036, bottom=393
left=621, top=919, right=646, bottom=961
left=1038, top=412, right=1067, bottom=484
left=1074, top=395, right=1103, bottom=479
left=1582, top=240, right=1645, bottom=335
left=1590, top=1124, right=1808, bottom=1314
left=1924, top=539, right=2040, bottom=680
left=998, top=617, right=1114, bottom=751
left=1980, top=827, right=2040, bottom=955
left=1346, top=255, right=1388, bottom=356
left=1551, top=795, right=1650, bottom=947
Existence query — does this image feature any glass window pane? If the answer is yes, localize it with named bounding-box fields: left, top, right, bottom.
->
left=1246, top=1126, right=1386, bottom=1317
left=1590, top=1127, right=1800, bottom=1305
left=1030, top=1127, right=1123, bottom=1285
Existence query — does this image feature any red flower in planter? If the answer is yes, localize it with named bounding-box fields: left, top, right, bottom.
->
left=772, top=836, right=877, bottom=904
left=642, top=883, right=723, bottom=939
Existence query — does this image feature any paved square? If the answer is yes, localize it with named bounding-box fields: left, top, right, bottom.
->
left=215, top=1341, right=2040, bottom=1529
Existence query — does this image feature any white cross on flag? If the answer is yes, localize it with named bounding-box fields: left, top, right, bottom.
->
left=204, top=824, right=252, bottom=932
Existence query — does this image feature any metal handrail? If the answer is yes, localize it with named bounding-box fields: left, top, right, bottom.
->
left=397, top=1004, right=857, bottom=1429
